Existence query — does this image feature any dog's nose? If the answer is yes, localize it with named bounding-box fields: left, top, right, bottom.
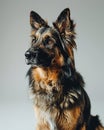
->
left=25, top=51, right=31, bottom=59
left=25, top=49, right=38, bottom=59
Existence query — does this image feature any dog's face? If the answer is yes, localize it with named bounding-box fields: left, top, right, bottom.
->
left=25, top=8, right=76, bottom=70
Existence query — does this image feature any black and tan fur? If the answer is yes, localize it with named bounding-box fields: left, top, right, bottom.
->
left=25, top=8, right=104, bottom=130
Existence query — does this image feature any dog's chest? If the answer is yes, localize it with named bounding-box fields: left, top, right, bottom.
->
left=31, top=67, right=82, bottom=109
left=32, top=67, right=60, bottom=81
left=31, top=67, right=62, bottom=92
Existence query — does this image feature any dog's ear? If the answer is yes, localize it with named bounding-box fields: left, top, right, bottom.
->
left=53, top=8, right=76, bottom=69
left=53, top=8, right=75, bottom=41
left=30, top=11, right=48, bottom=32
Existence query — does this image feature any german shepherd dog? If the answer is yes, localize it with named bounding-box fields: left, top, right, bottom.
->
left=25, top=8, right=104, bottom=130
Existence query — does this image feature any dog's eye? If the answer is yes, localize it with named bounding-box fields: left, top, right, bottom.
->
left=31, top=36, right=37, bottom=43
left=43, top=37, right=55, bottom=49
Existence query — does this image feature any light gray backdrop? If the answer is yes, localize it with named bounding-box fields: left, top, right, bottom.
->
left=0, top=0, right=104, bottom=130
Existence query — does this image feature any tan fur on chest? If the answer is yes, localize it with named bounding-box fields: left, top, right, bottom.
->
left=32, top=67, right=60, bottom=80
left=31, top=67, right=62, bottom=93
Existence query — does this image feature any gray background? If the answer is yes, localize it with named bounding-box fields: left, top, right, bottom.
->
left=0, top=0, right=104, bottom=130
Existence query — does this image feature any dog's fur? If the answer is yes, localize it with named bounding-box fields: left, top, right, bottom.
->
left=25, top=8, right=104, bottom=130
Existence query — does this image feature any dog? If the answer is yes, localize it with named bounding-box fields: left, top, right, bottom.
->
left=25, top=8, right=104, bottom=130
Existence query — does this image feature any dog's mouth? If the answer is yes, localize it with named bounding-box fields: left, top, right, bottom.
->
left=25, top=49, right=54, bottom=67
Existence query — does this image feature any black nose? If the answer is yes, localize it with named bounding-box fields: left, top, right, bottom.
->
left=25, top=51, right=31, bottom=59
left=25, top=49, right=38, bottom=59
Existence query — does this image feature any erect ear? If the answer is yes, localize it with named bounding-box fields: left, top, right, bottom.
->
left=53, top=8, right=75, bottom=37
left=53, top=8, right=76, bottom=69
left=30, top=11, right=48, bottom=32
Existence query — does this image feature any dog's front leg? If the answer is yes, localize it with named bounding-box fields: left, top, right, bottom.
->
left=48, top=118, right=58, bottom=130
left=36, top=123, right=50, bottom=130
left=36, top=120, right=58, bottom=130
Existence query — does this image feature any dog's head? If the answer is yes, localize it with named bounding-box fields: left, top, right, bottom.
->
left=25, top=8, right=76, bottom=71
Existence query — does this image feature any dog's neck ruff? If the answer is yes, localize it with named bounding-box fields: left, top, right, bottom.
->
left=28, top=67, right=83, bottom=110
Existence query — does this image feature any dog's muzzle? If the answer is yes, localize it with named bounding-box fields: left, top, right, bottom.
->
left=25, top=49, right=36, bottom=64
left=25, top=48, right=53, bottom=67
